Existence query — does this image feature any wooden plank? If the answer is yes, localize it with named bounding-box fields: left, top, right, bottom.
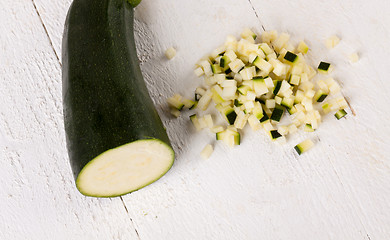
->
left=248, top=0, right=390, bottom=239
left=19, top=0, right=390, bottom=239
left=0, top=0, right=139, bottom=239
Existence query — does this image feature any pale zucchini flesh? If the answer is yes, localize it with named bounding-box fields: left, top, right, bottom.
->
left=76, top=139, right=174, bottom=197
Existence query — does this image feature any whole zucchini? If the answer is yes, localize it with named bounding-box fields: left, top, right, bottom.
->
left=62, top=0, right=174, bottom=197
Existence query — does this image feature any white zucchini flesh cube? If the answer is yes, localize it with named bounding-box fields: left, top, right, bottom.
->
left=291, top=64, right=303, bottom=75
left=221, top=79, right=237, bottom=88
left=294, top=103, right=305, bottom=112
left=199, top=60, right=213, bottom=77
left=165, top=47, right=177, bottom=59
left=273, top=33, right=290, bottom=52
left=249, top=53, right=258, bottom=63
left=241, top=28, right=257, bottom=40
left=262, top=121, right=275, bottom=132
left=266, top=52, right=277, bottom=61
left=329, top=82, right=341, bottom=94
left=261, top=30, right=278, bottom=44
left=211, top=45, right=227, bottom=59
left=260, top=43, right=274, bottom=55
left=300, top=72, right=309, bottom=83
left=264, top=77, right=274, bottom=88
left=266, top=99, right=276, bottom=109
left=297, top=41, right=309, bottom=54
left=294, top=139, right=314, bottom=155
left=253, top=79, right=269, bottom=96
left=316, top=80, right=328, bottom=91
left=198, top=117, right=208, bottom=129
left=253, top=57, right=273, bottom=74
left=167, top=94, right=183, bottom=109
left=195, top=87, right=206, bottom=96
left=275, top=96, right=282, bottom=105
left=290, top=74, right=301, bottom=85
left=305, top=89, right=316, bottom=98
left=325, top=35, right=340, bottom=49
left=211, top=125, right=224, bottom=133
left=197, top=90, right=213, bottom=110
left=203, top=114, right=214, bottom=128
left=294, top=90, right=305, bottom=103
left=337, top=97, right=348, bottom=109
left=246, top=91, right=256, bottom=101
left=240, top=66, right=256, bottom=80
left=248, top=114, right=261, bottom=131
left=224, top=35, right=238, bottom=51
left=269, top=59, right=286, bottom=76
left=349, top=52, right=359, bottom=63
left=214, top=74, right=226, bottom=84
left=252, top=101, right=263, bottom=119
left=302, top=98, right=314, bottom=111
left=204, top=76, right=217, bottom=86
left=200, top=144, right=214, bottom=159
left=225, top=49, right=237, bottom=62
left=278, top=126, right=289, bottom=135
left=170, top=108, right=181, bottom=118
left=229, top=59, right=245, bottom=73
left=234, top=73, right=243, bottom=82
left=244, top=101, right=255, bottom=110
left=190, top=115, right=202, bottom=131
left=279, top=80, right=291, bottom=94
left=194, top=67, right=204, bottom=77
left=234, top=111, right=249, bottom=129
left=288, top=124, right=298, bottom=134
left=221, top=86, right=237, bottom=100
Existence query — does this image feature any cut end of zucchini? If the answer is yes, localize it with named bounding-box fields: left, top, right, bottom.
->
left=76, top=139, right=174, bottom=197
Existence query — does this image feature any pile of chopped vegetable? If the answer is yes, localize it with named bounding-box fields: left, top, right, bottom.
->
left=167, top=28, right=353, bottom=157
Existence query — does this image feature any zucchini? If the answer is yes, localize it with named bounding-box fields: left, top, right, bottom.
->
left=318, top=61, right=331, bottom=72
left=294, top=139, right=314, bottom=155
left=284, top=51, right=298, bottom=63
left=270, top=105, right=284, bottom=122
left=335, top=109, right=347, bottom=120
left=62, top=0, right=174, bottom=197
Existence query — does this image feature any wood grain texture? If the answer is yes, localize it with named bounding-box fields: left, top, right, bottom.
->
left=3, top=0, right=390, bottom=239
left=0, top=0, right=139, bottom=239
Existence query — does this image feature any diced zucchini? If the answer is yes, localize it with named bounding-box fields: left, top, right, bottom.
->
left=211, top=64, right=222, bottom=74
left=289, top=74, right=300, bottom=85
left=252, top=101, right=264, bottom=120
left=248, top=114, right=261, bottom=131
left=325, top=35, right=340, bottom=49
left=234, top=111, right=249, bottom=129
left=260, top=109, right=269, bottom=123
left=322, top=102, right=331, bottom=114
left=253, top=77, right=269, bottom=96
left=200, top=144, right=213, bottom=159
left=274, top=96, right=282, bottom=105
left=349, top=52, right=359, bottom=63
left=194, top=67, right=204, bottom=77
left=273, top=80, right=282, bottom=95
left=287, top=105, right=297, bottom=115
left=253, top=57, right=273, bottom=74
left=334, top=109, right=347, bottom=120
left=197, top=90, right=213, bottom=110
left=170, top=108, right=181, bottom=118
left=211, top=125, right=224, bottom=133
left=270, top=105, right=284, bottom=122
left=314, top=90, right=328, bottom=102
left=318, top=61, right=331, bottom=72
left=266, top=99, right=276, bottom=109
left=304, top=124, right=314, bottom=132
left=190, top=114, right=202, bottom=131
left=294, top=139, right=314, bottom=155
left=297, top=41, right=309, bottom=54
left=284, top=51, right=298, bottom=63
left=273, top=33, right=290, bottom=52
left=270, top=130, right=282, bottom=139
left=182, top=98, right=196, bottom=109
left=260, top=43, right=274, bottom=55
left=281, top=97, right=294, bottom=109
left=234, top=99, right=243, bottom=107
left=223, top=107, right=237, bottom=125
left=167, top=94, right=184, bottom=110
left=241, top=28, right=257, bottom=40
left=228, top=59, right=245, bottom=73
left=165, top=47, right=176, bottom=60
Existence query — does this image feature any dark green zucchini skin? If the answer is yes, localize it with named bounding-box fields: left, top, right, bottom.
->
left=62, top=0, right=172, bottom=180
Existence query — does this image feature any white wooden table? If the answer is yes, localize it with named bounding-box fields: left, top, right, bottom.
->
left=1, top=0, right=390, bottom=239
